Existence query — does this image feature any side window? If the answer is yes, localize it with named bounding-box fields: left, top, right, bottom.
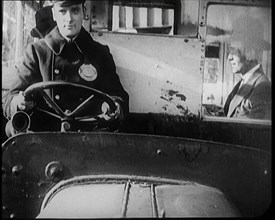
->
left=2, top=1, right=17, bottom=68
left=90, top=0, right=199, bottom=37
left=2, top=1, right=36, bottom=66
left=203, top=4, right=271, bottom=121
left=2, top=1, right=36, bottom=92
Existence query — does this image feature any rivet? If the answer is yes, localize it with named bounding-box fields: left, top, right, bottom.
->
left=55, top=95, right=60, bottom=100
left=12, top=165, right=23, bottom=175
left=2, top=206, right=8, bottom=210
left=10, top=213, right=15, bottom=218
left=45, top=161, right=63, bottom=181
left=157, top=149, right=162, bottom=155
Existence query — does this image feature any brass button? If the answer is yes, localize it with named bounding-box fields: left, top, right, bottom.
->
left=54, top=69, right=60, bottom=74
left=55, top=95, right=60, bottom=100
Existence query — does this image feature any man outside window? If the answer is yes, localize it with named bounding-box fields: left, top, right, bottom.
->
left=224, top=16, right=271, bottom=120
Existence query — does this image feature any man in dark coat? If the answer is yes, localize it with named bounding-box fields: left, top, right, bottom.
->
left=3, top=0, right=129, bottom=136
left=224, top=16, right=271, bottom=120
left=205, top=16, right=271, bottom=120
left=224, top=54, right=271, bottom=120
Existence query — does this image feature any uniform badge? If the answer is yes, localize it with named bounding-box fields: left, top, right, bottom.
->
left=78, top=64, right=98, bottom=81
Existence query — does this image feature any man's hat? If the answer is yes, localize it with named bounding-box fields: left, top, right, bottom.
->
left=31, top=6, right=56, bottom=38
left=230, top=15, right=271, bottom=51
left=50, top=0, right=86, bottom=7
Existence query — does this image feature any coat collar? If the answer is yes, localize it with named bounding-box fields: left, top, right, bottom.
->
left=45, top=26, right=66, bottom=55
left=241, top=64, right=260, bottom=84
left=227, top=66, right=264, bottom=117
left=45, top=26, right=95, bottom=55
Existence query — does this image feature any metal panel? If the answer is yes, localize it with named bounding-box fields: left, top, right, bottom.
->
left=36, top=177, right=238, bottom=218
left=2, top=132, right=271, bottom=217
left=37, top=184, right=125, bottom=218
left=126, top=184, right=152, bottom=217
left=155, top=184, right=239, bottom=217
left=92, top=32, right=202, bottom=115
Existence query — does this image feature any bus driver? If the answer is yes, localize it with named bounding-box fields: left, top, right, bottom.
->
left=3, top=0, right=129, bottom=137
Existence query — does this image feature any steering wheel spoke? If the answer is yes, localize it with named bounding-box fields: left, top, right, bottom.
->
left=69, top=94, right=95, bottom=117
left=23, top=81, right=117, bottom=132
left=75, top=116, right=99, bottom=122
left=36, top=107, right=62, bottom=120
left=40, top=90, right=66, bottom=117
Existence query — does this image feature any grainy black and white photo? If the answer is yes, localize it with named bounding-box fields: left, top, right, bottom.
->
left=2, top=0, right=271, bottom=218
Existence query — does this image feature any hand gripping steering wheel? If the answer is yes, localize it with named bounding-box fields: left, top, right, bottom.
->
left=23, top=81, right=117, bottom=131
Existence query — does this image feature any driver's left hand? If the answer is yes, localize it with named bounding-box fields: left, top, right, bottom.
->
left=100, top=101, right=122, bottom=121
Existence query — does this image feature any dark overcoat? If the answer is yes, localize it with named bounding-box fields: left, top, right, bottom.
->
left=224, top=66, right=271, bottom=120
left=3, top=26, right=129, bottom=124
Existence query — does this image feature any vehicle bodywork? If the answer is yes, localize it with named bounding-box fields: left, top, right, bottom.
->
left=2, top=0, right=271, bottom=218
left=2, top=132, right=271, bottom=217
left=2, top=0, right=271, bottom=148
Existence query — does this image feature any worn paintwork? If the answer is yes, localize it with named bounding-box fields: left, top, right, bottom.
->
left=2, top=132, right=271, bottom=218
left=92, top=33, right=202, bottom=115
left=125, top=113, right=271, bottom=151
left=36, top=176, right=239, bottom=218
left=1, top=1, right=272, bottom=218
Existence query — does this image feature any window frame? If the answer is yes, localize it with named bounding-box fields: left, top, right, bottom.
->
left=199, top=0, right=271, bottom=124
left=89, top=0, right=200, bottom=38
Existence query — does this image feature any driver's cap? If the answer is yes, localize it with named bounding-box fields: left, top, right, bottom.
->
left=50, top=0, right=86, bottom=7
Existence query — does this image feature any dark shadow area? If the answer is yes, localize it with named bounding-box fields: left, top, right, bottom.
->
left=124, top=112, right=271, bottom=151
left=2, top=109, right=8, bottom=143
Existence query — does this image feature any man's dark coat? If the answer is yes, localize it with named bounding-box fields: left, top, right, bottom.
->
left=3, top=26, right=129, bottom=121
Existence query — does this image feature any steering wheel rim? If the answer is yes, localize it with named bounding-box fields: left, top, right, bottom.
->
left=23, top=81, right=117, bottom=129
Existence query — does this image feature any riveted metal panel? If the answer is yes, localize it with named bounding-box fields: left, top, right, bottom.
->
left=92, top=32, right=202, bottom=115
left=36, top=178, right=239, bottom=218
left=2, top=132, right=271, bottom=218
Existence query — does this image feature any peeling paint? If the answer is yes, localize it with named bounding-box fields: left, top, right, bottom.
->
left=175, top=94, right=186, bottom=101
left=176, top=105, right=185, bottom=111
left=94, top=34, right=202, bottom=115
left=159, top=88, right=191, bottom=115
left=160, top=96, right=169, bottom=102
left=167, top=90, right=178, bottom=96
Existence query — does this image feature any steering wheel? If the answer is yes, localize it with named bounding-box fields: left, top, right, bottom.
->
left=23, top=81, right=117, bottom=131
